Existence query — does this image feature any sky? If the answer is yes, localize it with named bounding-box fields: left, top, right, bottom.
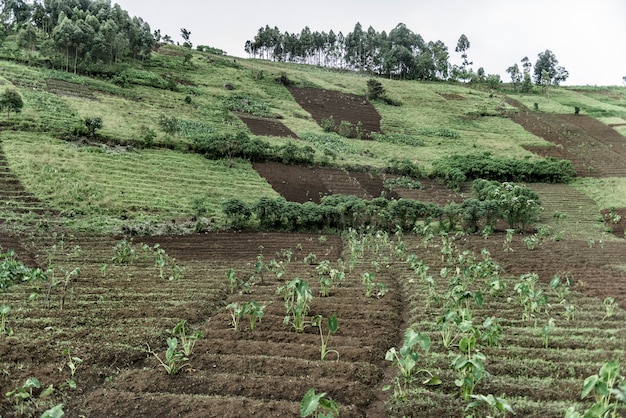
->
left=115, top=0, right=626, bottom=86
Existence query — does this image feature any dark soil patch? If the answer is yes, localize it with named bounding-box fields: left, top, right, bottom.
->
left=438, top=93, right=466, bottom=100
left=236, top=113, right=299, bottom=138
left=601, top=207, right=626, bottom=238
left=506, top=98, right=626, bottom=177
left=253, top=161, right=397, bottom=203
left=288, top=87, right=381, bottom=139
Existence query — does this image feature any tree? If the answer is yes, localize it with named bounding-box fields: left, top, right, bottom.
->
left=84, top=116, right=103, bottom=138
left=520, top=72, right=532, bottom=93
left=180, top=27, right=191, bottom=48
left=534, top=49, right=567, bottom=86
left=0, top=88, right=24, bottom=119
left=506, top=63, right=522, bottom=88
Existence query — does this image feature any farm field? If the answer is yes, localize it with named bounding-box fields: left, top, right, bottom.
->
left=0, top=42, right=625, bottom=418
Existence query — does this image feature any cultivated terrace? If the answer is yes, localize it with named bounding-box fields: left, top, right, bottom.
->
left=0, top=2, right=625, bottom=417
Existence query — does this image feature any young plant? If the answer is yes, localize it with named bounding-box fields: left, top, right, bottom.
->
left=384, top=328, right=440, bottom=399
left=226, top=302, right=245, bottom=331
left=172, top=320, right=203, bottom=356
left=278, top=278, right=313, bottom=333
left=541, top=317, right=555, bottom=348
left=316, top=260, right=333, bottom=297
left=452, top=320, right=489, bottom=401
left=361, top=272, right=387, bottom=298
left=6, top=377, right=43, bottom=415
left=243, top=301, right=265, bottom=331
left=603, top=297, right=618, bottom=320
left=0, top=304, right=13, bottom=336
left=254, top=254, right=267, bottom=284
left=576, top=360, right=626, bottom=417
left=523, top=234, right=540, bottom=250
left=466, top=394, right=514, bottom=417
left=300, top=388, right=339, bottom=418
left=226, top=268, right=239, bottom=294
left=513, top=273, right=547, bottom=320
left=112, top=239, right=137, bottom=264
left=147, top=337, right=190, bottom=375
left=549, top=273, right=571, bottom=300
left=311, top=315, right=339, bottom=361
left=61, top=347, right=82, bottom=389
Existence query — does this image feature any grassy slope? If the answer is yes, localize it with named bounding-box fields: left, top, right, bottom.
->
left=0, top=45, right=624, bottom=232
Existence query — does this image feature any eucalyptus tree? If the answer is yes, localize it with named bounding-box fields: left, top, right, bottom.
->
left=534, top=49, right=568, bottom=86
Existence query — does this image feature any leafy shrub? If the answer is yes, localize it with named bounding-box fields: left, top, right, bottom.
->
left=383, top=176, right=423, bottom=190
left=300, top=133, right=359, bottom=155
left=320, top=116, right=335, bottom=133
left=337, top=120, right=353, bottom=138
left=0, top=249, right=47, bottom=291
left=371, top=132, right=425, bottom=147
left=366, top=78, right=386, bottom=100
left=473, top=179, right=542, bottom=231
left=84, top=116, right=103, bottom=138
left=221, top=198, right=252, bottom=229
left=223, top=94, right=274, bottom=117
left=431, top=152, right=575, bottom=190
left=385, top=158, right=422, bottom=178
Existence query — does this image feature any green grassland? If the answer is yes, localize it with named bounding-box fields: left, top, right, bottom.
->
left=0, top=44, right=625, bottom=232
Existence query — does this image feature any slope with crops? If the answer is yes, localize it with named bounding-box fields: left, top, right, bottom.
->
left=0, top=35, right=626, bottom=418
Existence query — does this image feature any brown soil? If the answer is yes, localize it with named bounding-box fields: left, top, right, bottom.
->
left=235, top=113, right=299, bottom=138
left=2, top=87, right=626, bottom=417
left=506, top=98, right=626, bottom=177
left=288, top=87, right=381, bottom=139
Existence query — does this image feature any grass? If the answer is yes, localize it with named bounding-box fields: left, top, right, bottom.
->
left=2, top=132, right=278, bottom=231
left=571, top=178, right=626, bottom=210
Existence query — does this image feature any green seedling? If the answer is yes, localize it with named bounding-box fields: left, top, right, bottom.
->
left=452, top=320, right=489, bottom=401
left=300, top=388, right=339, bottom=418
left=61, top=347, right=82, bottom=389
left=278, top=277, right=312, bottom=333
left=549, top=273, right=571, bottom=300
left=362, top=272, right=387, bottom=298
left=603, top=297, right=618, bottom=320
left=6, top=376, right=53, bottom=415
left=41, top=403, right=65, bottom=418
left=254, top=254, right=267, bottom=284
left=243, top=301, right=265, bottom=331
left=523, top=234, right=540, bottom=250
left=384, top=328, right=440, bottom=399
left=480, top=316, right=503, bottom=348
left=562, top=302, right=576, bottom=321
left=147, top=337, right=189, bottom=375
left=112, top=239, right=136, bottom=264
left=541, top=318, right=555, bottom=348
left=226, top=302, right=245, bottom=331
left=172, top=320, right=203, bottom=356
left=503, top=228, right=515, bottom=252
left=100, top=263, right=108, bottom=277
left=1, top=304, right=13, bottom=336
left=226, top=268, right=238, bottom=294
left=312, top=315, right=339, bottom=361
left=303, top=252, right=317, bottom=265
left=513, top=273, right=547, bottom=320
left=316, top=261, right=333, bottom=297
left=576, top=360, right=626, bottom=417
left=466, top=394, right=514, bottom=417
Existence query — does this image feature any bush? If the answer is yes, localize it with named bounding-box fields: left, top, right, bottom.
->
left=320, top=116, right=335, bottom=133
left=221, top=198, right=252, bottom=229
left=367, top=78, right=386, bottom=100
left=84, top=116, right=103, bottom=138
left=385, top=158, right=422, bottom=178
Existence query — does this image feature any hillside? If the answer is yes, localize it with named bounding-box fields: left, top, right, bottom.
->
left=0, top=43, right=626, bottom=418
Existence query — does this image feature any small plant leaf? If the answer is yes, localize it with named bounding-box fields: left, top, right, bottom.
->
left=41, top=403, right=65, bottom=418
left=300, top=388, right=323, bottom=417
left=327, top=315, right=338, bottom=334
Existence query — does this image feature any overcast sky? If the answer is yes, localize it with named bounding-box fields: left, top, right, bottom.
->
left=115, top=0, right=626, bottom=86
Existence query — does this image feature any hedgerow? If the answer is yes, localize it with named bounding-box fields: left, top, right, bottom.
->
left=222, top=179, right=542, bottom=233
left=430, top=152, right=576, bottom=190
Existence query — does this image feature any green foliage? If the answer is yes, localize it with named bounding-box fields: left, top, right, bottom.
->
left=383, top=176, right=423, bottom=191
left=385, top=158, right=422, bottom=178
left=300, top=133, right=359, bottom=155
left=223, top=94, right=274, bottom=118
left=147, top=337, right=190, bottom=375
left=311, top=315, right=339, bottom=361
left=111, top=239, right=137, bottom=264
left=221, top=198, right=252, bottom=229
left=384, top=328, right=440, bottom=398
left=371, top=132, right=425, bottom=147
left=171, top=320, right=202, bottom=356
left=300, top=388, right=339, bottom=418
left=84, top=116, right=102, bottom=138
left=0, top=248, right=47, bottom=291
left=366, top=78, right=386, bottom=100
left=278, top=277, right=313, bottom=333
left=0, top=88, right=24, bottom=119
left=431, top=153, right=576, bottom=190
left=319, top=116, right=335, bottom=133
left=567, top=360, right=626, bottom=418
left=158, top=114, right=179, bottom=137
left=0, top=305, right=12, bottom=336
left=474, top=179, right=542, bottom=231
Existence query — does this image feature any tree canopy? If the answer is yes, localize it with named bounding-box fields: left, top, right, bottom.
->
left=0, top=0, right=156, bottom=73
left=245, top=22, right=451, bottom=81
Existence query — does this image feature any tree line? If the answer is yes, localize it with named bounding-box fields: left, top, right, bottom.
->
left=245, top=23, right=569, bottom=86
left=0, top=0, right=155, bottom=73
